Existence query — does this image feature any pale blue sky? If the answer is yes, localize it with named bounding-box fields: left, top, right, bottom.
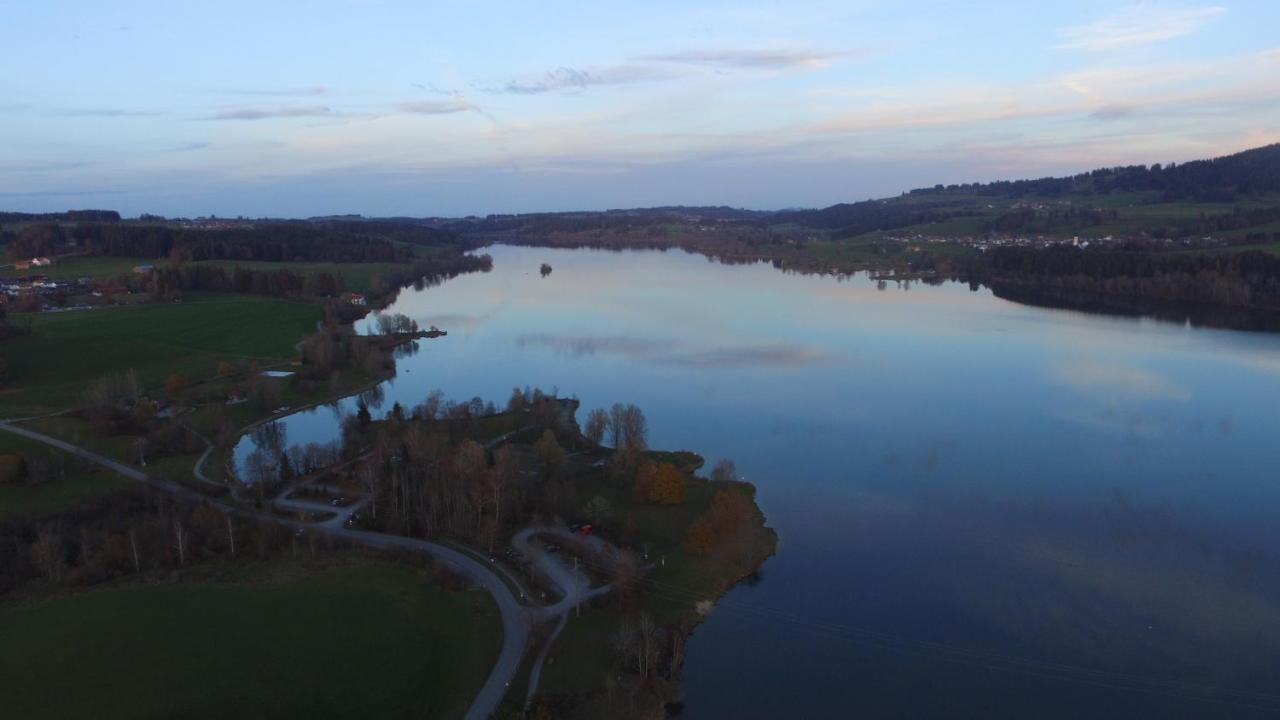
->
left=2, top=0, right=1278, bottom=217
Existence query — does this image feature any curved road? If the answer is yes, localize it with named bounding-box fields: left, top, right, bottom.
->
left=0, top=421, right=528, bottom=720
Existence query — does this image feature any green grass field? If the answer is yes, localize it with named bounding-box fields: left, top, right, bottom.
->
left=0, top=294, right=321, bottom=416
left=0, top=256, right=406, bottom=294
left=0, top=255, right=154, bottom=280
left=0, top=432, right=133, bottom=521
left=0, top=470, right=132, bottom=521
left=0, top=562, right=502, bottom=720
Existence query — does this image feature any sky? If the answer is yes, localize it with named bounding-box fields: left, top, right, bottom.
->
left=2, top=0, right=1279, bottom=217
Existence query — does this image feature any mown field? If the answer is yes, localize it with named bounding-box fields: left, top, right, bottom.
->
left=0, top=561, right=502, bottom=720
left=0, top=294, right=321, bottom=416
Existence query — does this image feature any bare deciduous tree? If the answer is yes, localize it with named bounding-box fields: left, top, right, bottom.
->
left=711, top=457, right=739, bottom=483
left=173, top=520, right=188, bottom=566
left=585, top=407, right=609, bottom=445
left=609, top=403, right=648, bottom=451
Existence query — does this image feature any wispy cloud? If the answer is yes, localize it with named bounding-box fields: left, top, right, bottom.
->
left=491, top=65, right=678, bottom=94
left=805, top=48, right=1280, bottom=141
left=397, top=98, right=474, bottom=115
left=640, top=49, right=839, bottom=69
left=55, top=107, right=164, bottom=118
left=0, top=188, right=126, bottom=198
left=220, top=86, right=328, bottom=97
left=0, top=160, right=95, bottom=172
left=204, top=105, right=332, bottom=121
left=1057, top=3, right=1226, bottom=51
left=1090, top=104, right=1137, bottom=120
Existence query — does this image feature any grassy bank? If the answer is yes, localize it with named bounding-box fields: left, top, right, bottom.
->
left=0, top=561, right=502, bottom=720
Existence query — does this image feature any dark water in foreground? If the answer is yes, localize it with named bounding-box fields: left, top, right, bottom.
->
left=238, top=245, right=1280, bottom=718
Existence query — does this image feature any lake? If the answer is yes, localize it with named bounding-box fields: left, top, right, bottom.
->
left=237, top=244, right=1280, bottom=718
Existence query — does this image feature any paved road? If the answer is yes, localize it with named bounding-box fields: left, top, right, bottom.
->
left=329, top=526, right=531, bottom=720
left=0, top=421, right=527, bottom=720
left=1, top=421, right=625, bottom=718
left=511, top=526, right=615, bottom=703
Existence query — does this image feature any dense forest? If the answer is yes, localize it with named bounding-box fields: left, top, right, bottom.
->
left=910, top=143, right=1280, bottom=202
left=965, top=246, right=1280, bottom=319
left=140, top=253, right=491, bottom=304
left=0, top=210, right=120, bottom=224
left=455, top=206, right=767, bottom=236
left=2, top=220, right=464, bottom=264
left=771, top=197, right=982, bottom=237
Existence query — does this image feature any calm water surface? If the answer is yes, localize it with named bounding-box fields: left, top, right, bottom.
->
left=238, top=245, right=1280, bottom=718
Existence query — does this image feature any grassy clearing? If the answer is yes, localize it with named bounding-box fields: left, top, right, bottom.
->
left=0, top=294, right=321, bottom=416
left=538, top=607, right=623, bottom=695
left=0, top=432, right=133, bottom=521
left=0, top=561, right=502, bottom=720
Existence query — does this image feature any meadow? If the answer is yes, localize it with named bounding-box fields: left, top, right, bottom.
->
left=0, top=561, right=502, bottom=720
left=0, top=294, right=321, bottom=416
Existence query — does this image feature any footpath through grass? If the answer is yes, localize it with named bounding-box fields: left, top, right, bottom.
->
left=0, top=561, right=503, bottom=720
left=0, top=294, right=321, bottom=416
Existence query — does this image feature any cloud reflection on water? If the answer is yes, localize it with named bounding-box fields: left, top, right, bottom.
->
left=515, top=332, right=829, bottom=368
left=1051, top=359, right=1190, bottom=402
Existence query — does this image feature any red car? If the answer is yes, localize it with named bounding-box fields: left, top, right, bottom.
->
left=577, top=524, right=594, bottom=536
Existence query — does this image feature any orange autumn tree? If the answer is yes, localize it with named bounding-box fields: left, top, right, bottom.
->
left=633, top=459, right=658, bottom=502
left=708, top=488, right=752, bottom=536
left=683, top=488, right=755, bottom=557
left=164, top=373, right=188, bottom=397
left=683, top=516, right=716, bottom=556
left=650, top=462, right=687, bottom=505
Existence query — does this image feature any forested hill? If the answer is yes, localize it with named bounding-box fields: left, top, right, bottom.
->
left=905, top=143, right=1280, bottom=202
left=769, top=143, right=1280, bottom=241
left=0, top=210, right=121, bottom=224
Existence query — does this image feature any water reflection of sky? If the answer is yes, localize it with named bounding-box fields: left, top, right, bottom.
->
left=240, top=245, right=1280, bottom=718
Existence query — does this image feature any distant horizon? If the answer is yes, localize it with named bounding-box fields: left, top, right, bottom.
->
left=5, top=139, right=1273, bottom=221
left=4, top=1, right=1278, bottom=217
